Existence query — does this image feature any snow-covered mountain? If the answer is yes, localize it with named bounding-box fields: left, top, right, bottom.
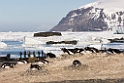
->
left=50, top=0, right=124, bottom=32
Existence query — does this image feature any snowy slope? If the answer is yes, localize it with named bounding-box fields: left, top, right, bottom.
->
left=79, top=0, right=124, bottom=12
left=97, top=0, right=124, bottom=12
left=78, top=0, right=124, bottom=29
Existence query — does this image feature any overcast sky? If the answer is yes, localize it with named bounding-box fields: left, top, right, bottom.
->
left=0, top=0, right=97, bottom=32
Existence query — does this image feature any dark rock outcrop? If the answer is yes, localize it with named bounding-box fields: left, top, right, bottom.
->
left=34, top=32, right=62, bottom=37
left=46, top=40, right=77, bottom=45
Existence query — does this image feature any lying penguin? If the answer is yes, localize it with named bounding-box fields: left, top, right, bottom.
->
left=30, top=63, right=41, bottom=70
left=1, top=62, right=14, bottom=69
left=73, top=60, right=82, bottom=67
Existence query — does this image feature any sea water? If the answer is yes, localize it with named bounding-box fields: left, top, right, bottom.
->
left=0, top=40, right=44, bottom=58
left=0, top=40, right=124, bottom=58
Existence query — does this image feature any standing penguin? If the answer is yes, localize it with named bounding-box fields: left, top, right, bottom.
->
left=38, top=51, right=40, bottom=58
left=33, top=51, right=36, bottom=58
left=19, top=52, right=22, bottom=60
left=27, top=51, right=31, bottom=58
left=24, top=51, right=27, bottom=59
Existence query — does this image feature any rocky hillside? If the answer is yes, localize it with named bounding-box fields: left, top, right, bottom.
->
left=50, top=0, right=124, bottom=32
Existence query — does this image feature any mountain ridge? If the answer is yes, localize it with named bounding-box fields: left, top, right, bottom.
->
left=50, top=0, right=124, bottom=32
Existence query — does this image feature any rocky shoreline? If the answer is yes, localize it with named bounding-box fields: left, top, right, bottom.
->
left=0, top=53, right=124, bottom=83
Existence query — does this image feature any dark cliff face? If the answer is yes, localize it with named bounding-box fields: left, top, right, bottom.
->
left=50, top=7, right=108, bottom=32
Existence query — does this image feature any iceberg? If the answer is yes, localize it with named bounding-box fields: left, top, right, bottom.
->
left=22, top=37, right=45, bottom=48
left=0, top=41, right=7, bottom=49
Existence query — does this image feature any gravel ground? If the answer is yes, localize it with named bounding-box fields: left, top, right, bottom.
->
left=0, top=53, right=124, bottom=83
